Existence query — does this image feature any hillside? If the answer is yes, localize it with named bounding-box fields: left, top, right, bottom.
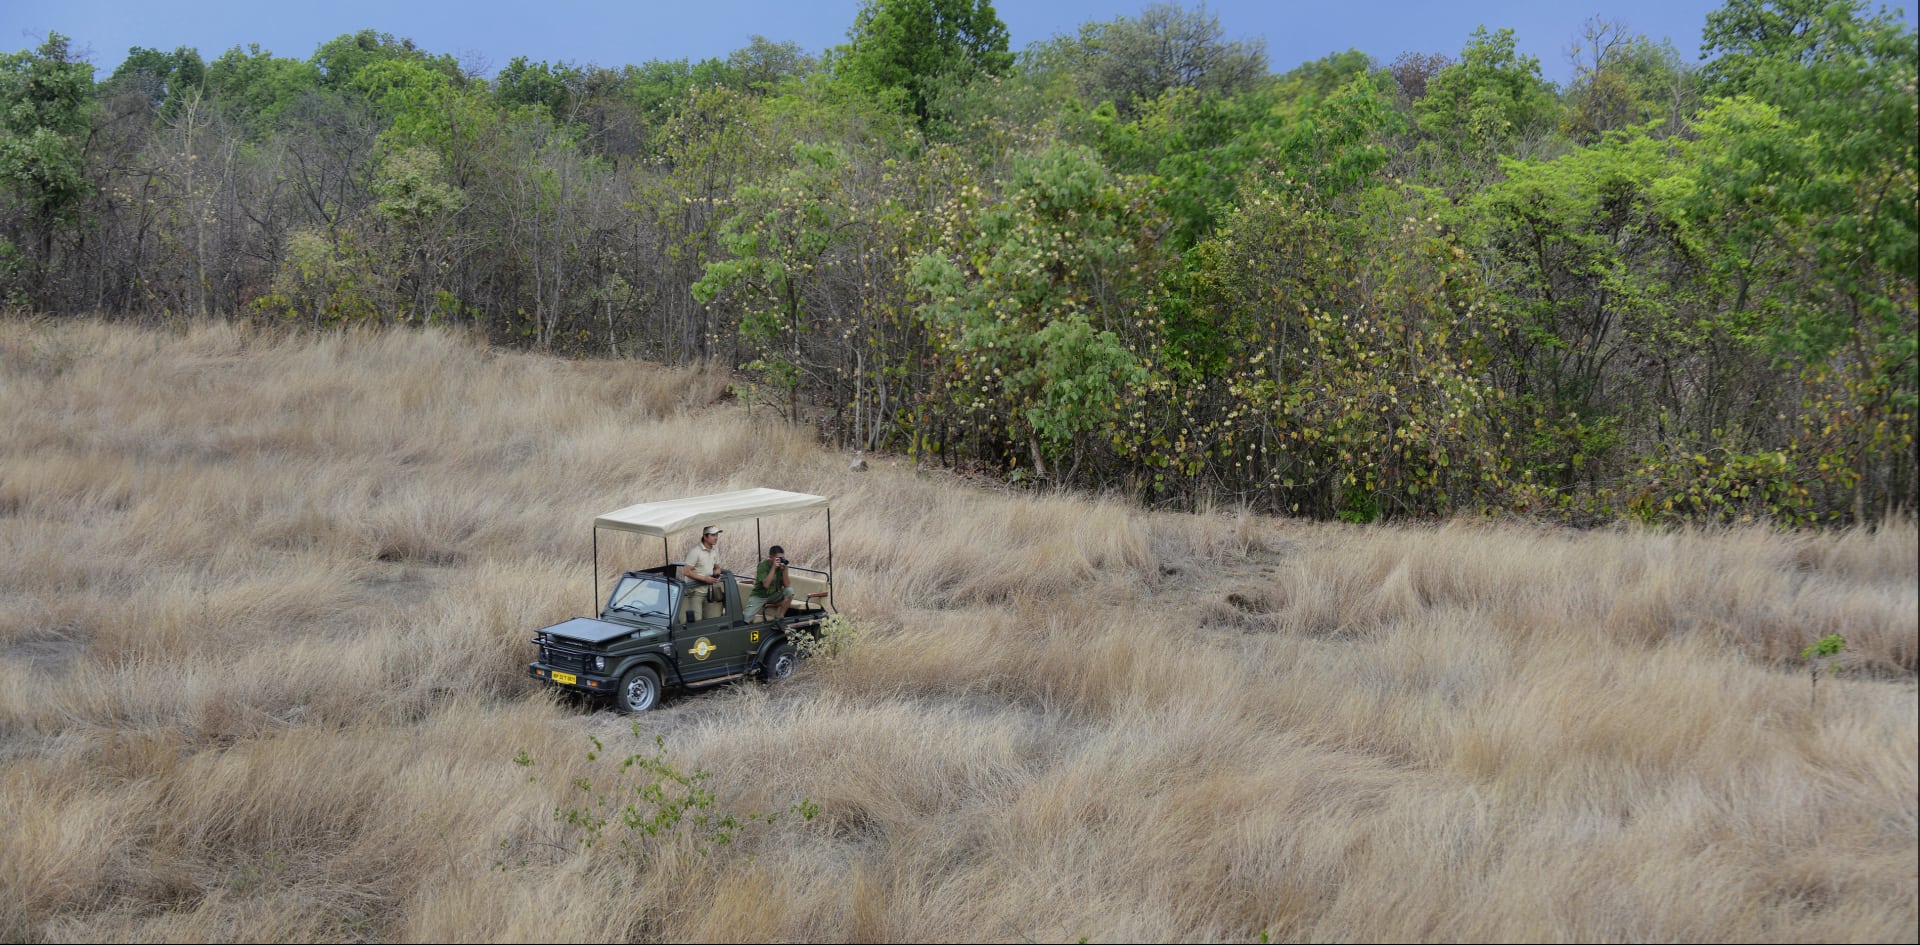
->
left=4, top=1, right=1915, bottom=523
left=1, top=319, right=1915, bottom=942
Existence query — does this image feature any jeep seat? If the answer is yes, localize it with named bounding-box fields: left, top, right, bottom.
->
left=787, top=571, right=828, bottom=610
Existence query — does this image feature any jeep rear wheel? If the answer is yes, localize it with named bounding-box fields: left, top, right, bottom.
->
left=617, top=665, right=662, bottom=713
left=760, top=642, right=796, bottom=683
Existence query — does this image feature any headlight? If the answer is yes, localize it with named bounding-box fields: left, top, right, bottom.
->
left=593, top=656, right=606, bottom=672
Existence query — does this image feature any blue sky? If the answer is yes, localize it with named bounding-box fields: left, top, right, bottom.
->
left=5, top=0, right=1915, bottom=86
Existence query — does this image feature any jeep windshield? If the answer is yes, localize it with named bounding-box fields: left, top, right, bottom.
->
left=605, top=575, right=678, bottom=622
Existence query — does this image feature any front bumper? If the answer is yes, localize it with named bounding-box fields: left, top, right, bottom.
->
left=527, top=662, right=617, bottom=692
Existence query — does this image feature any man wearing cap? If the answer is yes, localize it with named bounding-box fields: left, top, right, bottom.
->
left=684, top=526, right=724, bottom=589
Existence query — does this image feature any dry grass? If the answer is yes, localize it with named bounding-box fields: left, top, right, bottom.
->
left=1, top=318, right=1914, bottom=943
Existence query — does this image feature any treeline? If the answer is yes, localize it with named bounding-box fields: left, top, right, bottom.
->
left=1, top=0, right=1913, bottom=524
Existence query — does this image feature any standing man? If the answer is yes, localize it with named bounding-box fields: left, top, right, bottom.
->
left=684, top=526, right=723, bottom=592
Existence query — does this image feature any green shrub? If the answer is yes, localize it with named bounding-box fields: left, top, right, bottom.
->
left=502, top=726, right=817, bottom=867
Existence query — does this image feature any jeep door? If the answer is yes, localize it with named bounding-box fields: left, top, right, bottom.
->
left=679, top=577, right=754, bottom=678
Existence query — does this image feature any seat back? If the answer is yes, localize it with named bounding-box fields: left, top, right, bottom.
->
left=787, top=570, right=828, bottom=610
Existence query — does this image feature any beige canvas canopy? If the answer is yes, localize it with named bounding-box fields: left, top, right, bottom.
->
left=590, top=488, right=834, bottom=612
left=594, top=488, right=829, bottom=538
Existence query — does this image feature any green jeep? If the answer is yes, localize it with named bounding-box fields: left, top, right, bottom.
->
left=527, top=489, right=835, bottom=713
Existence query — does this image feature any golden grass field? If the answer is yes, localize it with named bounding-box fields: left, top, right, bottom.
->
left=1, top=318, right=1915, bottom=943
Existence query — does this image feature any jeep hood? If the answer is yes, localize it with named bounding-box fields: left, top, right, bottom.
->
left=540, top=617, right=644, bottom=645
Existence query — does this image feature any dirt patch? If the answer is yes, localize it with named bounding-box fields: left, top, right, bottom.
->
left=581, top=692, right=722, bottom=747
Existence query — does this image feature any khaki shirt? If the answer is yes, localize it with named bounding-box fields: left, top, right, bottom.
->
left=685, top=543, right=720, bottom=580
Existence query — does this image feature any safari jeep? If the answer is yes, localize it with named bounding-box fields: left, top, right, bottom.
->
left=527, top=488, right=835, bottom=713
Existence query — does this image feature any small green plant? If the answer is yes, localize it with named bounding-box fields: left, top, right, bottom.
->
left=1800, top=633, right=1847, bottom=713
left=792, top=613, right=865, bottom=662
left=500, top=725, right=817, bottom=868
left=1336, top=485, right=1379, bottom=524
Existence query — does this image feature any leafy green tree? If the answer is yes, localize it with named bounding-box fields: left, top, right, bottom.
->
left=1151, top=72, right=1498, bottom=515
left=1086, top=66, right=1401, bottom=254
left=913, top=145, right=1160, bottom=482
left=1081, top=86, right=1260, bottom=220
left=371, top=144, right=466, bottom=324
left=1267, top=71, right=1406, bottom=204
left=635, top=84, right=777, bottom=360
left=1414, top=27, right=1559, bottom=184
left=105, top=45, right=207, bottom=119
left=623, top=57, right=740, bottom=126
left=257, top=226, right=382, bottom=328
left=694, top=142, right=856, bottom=419
left=1182, top=184, right=1508, bottom=517
left=727, top=36, right=817, bottom=93
left=0, top=33, right=95, bottom=306
left=1693, top=0, right=1918, bottom=520
left=836, top=0, right=1013, bottom=125
left=202, top=44, right=322, bottom=131
left=353, top=57, right=499, bottom=187
left=1473, top=125, right=1732, bottom=510
left=1041, top=1, right=1269, bottom=120
left=374, top=145, right=464, bottom=229
left=1270, top=48, right=1372, bottom=106
left=1701, top=0, right=1895, bottom=94
left=312, top=30, right=460, bottom=92
left=495, top=57, right=585, bottom=123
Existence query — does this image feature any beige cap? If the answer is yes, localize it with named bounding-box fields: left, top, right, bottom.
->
left=703, top=526, right=724, bottom=536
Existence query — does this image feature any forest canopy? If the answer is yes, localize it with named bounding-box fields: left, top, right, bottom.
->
left=2, top=0, right=1914, bottom=525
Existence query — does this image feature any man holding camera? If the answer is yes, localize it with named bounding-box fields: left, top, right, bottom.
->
left=746, top=544, right=794, bottom=621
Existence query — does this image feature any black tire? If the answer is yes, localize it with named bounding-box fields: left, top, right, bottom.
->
left=616, top=665, right=662, bottom=713
left=760, top=642, right=796, bottom=684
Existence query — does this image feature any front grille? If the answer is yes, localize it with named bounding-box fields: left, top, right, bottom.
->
left=540, top=644, right=594, bottom=673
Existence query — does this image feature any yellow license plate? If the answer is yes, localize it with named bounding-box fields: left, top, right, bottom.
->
left=551, top=671, right=577, bottom=685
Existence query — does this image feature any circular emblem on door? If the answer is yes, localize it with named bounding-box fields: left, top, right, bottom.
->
left=690, top=637, right=716, bottom=660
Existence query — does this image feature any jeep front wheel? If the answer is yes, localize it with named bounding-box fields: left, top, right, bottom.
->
left=617, top=665, right=662, bottom=713
left=760, top=642, right=796, bottom=683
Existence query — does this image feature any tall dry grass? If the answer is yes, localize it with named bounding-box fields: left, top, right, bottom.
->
left=1, top=318, right=1914, bottom=943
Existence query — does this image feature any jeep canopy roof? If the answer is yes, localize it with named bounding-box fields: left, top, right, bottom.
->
left=589, top=488, right=835, bottom=612
left=595, top=488, right=829, bottom=538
